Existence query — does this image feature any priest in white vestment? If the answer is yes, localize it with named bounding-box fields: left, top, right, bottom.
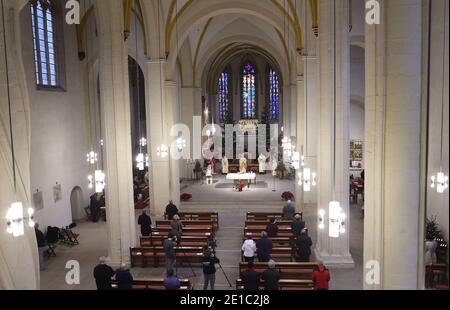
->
left=239, top=154, right=247, bottom=173
left=222, top=156, right=229, bottom=174
left=258, top=153, right=267, bottom=174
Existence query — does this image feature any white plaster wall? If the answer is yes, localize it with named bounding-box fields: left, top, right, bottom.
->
left=350, top=102, right=364, bottom=140
left=20, top=5, right=89, bottom=230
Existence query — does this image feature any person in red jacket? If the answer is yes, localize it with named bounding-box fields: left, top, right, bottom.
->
left=312, top=262, right=331, bottom=290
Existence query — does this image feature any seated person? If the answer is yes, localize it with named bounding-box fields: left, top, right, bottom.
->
left=115, top=264, right=133, bottom=290
left=164, top=269, right=181, bottom=290
left=291, top=213, right=306, bottom=238
left=295, top=228, right=312, bottom=262
left=266, top=218, right=279, bottom=237
left=241, top=261, right=260, bottom=290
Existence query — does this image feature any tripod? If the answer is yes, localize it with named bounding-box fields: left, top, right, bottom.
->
left=210, top=241, right=233, bottom=288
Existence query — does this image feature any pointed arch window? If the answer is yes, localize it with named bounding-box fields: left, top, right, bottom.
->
left=241, top=62, right=257, bottom=119
left=217, top=68, right=231, bottom=122
left=31, top=0, right=60, bottom=87
left=267, top=67, right=280, bottom=120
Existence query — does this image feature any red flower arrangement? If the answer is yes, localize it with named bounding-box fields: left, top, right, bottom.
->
left=281, top=191, right=294, bottom=201
left=180, top=193, right=192, bottom=201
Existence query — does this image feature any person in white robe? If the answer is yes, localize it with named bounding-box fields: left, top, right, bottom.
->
left=222, top=156, right=229, bottom=174
left=239, top=154, right=247, bottom=173
left=258, top=153, right=267, bottom=174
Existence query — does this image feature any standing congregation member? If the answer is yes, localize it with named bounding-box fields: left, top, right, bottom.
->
left=262, top=260, right=280, bottom=290
left=164, top=233, right=176, bottom=272
left=241, top=261, right=260, bottom=290
left=242, top=235, right=257, bottom=262
left=34, top=223, right=47, bottom=271
left=93, top=256, right=115, bottom=290
left=256, top=231, right=272, bottom=262
left=282, top=200, right=295, bottom=220
left=164, top=269, right=181, bottom=290
left=165, top=200, right=179, bottom=220
left=200, top=249, right=220, bottom=290
left=295, top=228, right=313, bottom=262
left=291, top=213, right=305, bottom=238
left=89, top=193, right=100, bottom=222
left=312, top=262, right=331, bottom=290
left=266, top=218, right=279, bottom=237
left=115, top=264, right=133, bottom=290
left=171, top=214, right=183, bottom=239
left=138, top=211, right=152, bottom=237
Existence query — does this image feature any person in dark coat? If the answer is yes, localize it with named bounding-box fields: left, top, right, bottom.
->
left=262, top=260, right=280, bottom=290
left=164, top=269, right=181, bottom=290
left=115, top=264, right=133, bottom=290
left=295, top=229, right=313, bottom=262
left=171, top=214, right=183, bottom=239
left=89, top=193, right=100, bottom=222
left=164, top=233, right=176, bottom=272
left=93, top=256, right=115, bottom=290
left=256, top=231, right=272, bottom=262
left=241, top=261, right=260, bottom=290
left=200, top=249, right=220, bottom=290
left=266, top=218, right=279, bottom=237
left=165, top=200, right=179, bottom=220
left=291, top=214, right=305, bottom=238
left=35, top=224, right=47, bottom=271
left=138, top=211, right=152, bottom=236
left=282, top=200, right=295, bottom=220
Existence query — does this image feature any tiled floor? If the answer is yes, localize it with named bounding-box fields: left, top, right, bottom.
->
left=40, top=176, right=364, bottom=290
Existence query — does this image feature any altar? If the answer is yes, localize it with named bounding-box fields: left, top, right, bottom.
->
left=226, top=172, right=256, bottom=190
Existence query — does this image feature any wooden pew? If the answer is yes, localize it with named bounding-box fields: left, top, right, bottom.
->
left=245, top=220, right=293, bottom=230
left=130, top=246, right=204, bottom=267
left=241, top=247, right=295, bottom=262
left=244, top=227, right=293, bottom=238
left=112, top=278, right=193, bottom=290
left=154, top=226, right=214, bottom=238
left=238, top=262, right=318, bottom=280
left=149, top=230, right=212, bottom=240
left=236, top=279, right=314, bottom=290
left=246, top=212, right=303, bottom=221
left=164, top=212, right=219, bottom=228
left=140, top=235, right=210, bottom=248
left=242, top=237, right=293, bottom=248
left=156, top=220, right=216, bottom=234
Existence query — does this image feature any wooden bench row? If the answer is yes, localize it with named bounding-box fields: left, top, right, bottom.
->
left=246, top=212, right=303, bottom=221
left=236, top=279, right=314, bottom=290
left=241, top=247, right=295, bottom=262
left=152, top=226, right=214, bottom=239
left=164, top=212, right=219, bottom=228
left=130, top=246, right=204, bottom=268
left=238, top=262, right=318, bottom=280
left=111, top=278, right=192, bottom=290
left=156, top=220, right=217, bottom=234
left=140, top=236, right=210, bottom=248
left=245, top=227, right=293, bottom=238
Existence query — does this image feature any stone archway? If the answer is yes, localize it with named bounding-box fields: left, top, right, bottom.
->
left=70, top=186, right=85, bottom=222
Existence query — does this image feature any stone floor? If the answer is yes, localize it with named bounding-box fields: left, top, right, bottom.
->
left=40, top=176, right=364, bottom=290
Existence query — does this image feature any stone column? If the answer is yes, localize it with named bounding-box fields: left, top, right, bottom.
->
left=315, top=0, right=353, bottom=266
left=146, top=59, right=171, bottom=217
left=364, top=0, right=423, bottom=289
left=95, top=0, right=136, bottom=266
left=295, top=72, right=305, bottom=212
left=165, top=81, right=180, bottom=207
left=0, top=2, right=39, bottom=289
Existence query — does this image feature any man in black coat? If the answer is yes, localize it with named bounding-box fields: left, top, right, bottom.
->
left=256, top=231, right=272, bottom=262
left=291, top=214, right=305, bottom=238
left=138, top=211, right=152, bottom=236
left=295, top=229, right=313, bottom=262
left=115, top=264, right=133, bottom=290
left=262, top=260, right=280, bottom=290
left=89, top=193, right=100, bottom=222
left=282, top=200, right=296, bottom=220
left=265, top=218, right=279, bottom=237
left=93, top=257, right=115, bottom=290
left=241, top=261, right=260, bottom=290
left=165, top=200, right=179, bottom=220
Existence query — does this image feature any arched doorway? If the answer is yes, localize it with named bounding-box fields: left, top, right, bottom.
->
left=70, top=186, right=84, bottom=222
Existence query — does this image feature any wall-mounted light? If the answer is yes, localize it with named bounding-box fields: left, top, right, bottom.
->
left=94, top=170, right=105, bottom=193
left=157, top=144, right=169, bottom=158
left=431, top=171, right=449, bottom=193
left=298, top=168, right=317, bottom=192
left=317, top=203, right=346, bottom=238
left=176, top=137, right=186, bottom=151
left=136, top=153, right=149, bottom=171
left=139, top=137, right=147, bottom=147
left=6, top=202, right=35, bottom=237
left=86, top=151, right=98, bottom=164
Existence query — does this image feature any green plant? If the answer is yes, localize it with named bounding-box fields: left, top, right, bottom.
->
left=426, top=216, right=443, bottom=240
left=193, top=160, right=202, bottom=180
left=275, top=161, right=286, bottom=179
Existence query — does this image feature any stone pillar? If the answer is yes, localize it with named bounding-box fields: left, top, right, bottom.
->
left=180, top=87, right=195, bottom=179
left=0, top=3, right=39, bottom=289
left=315, top=0, right=353, bottom=266
left=364, top=0, right=423, bottom=289
left=165, top=81, right=180, bottom=207
left=95, top=0, right=136, bottom=266
left=146, top=59, right=171, bottom=217
left=295, top=73, right=305, bottom=212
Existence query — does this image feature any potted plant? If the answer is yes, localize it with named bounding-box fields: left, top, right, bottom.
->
left=281, top=191, right=294, bottom=201
left=275, top=161, right=286, bottom=179
left=180, top=193, right=192, bottom=201
left=426, top=216, right=448, bottom=263
left=193, top=160, right=202, bottom=180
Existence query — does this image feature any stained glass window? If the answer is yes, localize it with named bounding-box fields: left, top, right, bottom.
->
left=268, top=67, right=280, bottom=120
left=217, top=69, right=231, bottom=122
left=31, top=0, right=58, bottom=87
left=241, top=62, right=256, bottom=119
